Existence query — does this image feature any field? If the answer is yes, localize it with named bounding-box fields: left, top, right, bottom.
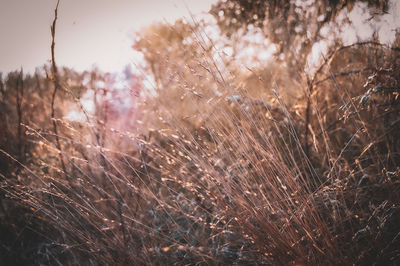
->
left=1, top=1, right=400, bottom=265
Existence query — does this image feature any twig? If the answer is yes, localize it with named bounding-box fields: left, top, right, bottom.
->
left=50, top=0, right=67, bottom=176
left=16, top=68, right=24, bottom=161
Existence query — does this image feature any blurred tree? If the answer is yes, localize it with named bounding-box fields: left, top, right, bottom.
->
left=0, top=66, right=90, bottom=176
left=134, top=20, right=226, bottom=131
left=210, top=0, right=390, bottom=72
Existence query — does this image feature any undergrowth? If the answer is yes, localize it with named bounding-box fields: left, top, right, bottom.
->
left=1, top=3, right=400, bottom=266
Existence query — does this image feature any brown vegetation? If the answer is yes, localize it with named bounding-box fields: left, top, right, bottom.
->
left=1, top=0, right=399, bottom=265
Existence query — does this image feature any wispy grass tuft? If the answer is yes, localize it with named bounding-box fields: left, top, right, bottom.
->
left=0, top=3, right=400, bottom=265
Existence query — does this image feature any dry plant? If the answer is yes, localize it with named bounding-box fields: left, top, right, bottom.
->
left=0, top=1, right=399, bottom=265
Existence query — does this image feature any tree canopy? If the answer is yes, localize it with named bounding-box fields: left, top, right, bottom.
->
left=210, top=0, right=391, bottom=70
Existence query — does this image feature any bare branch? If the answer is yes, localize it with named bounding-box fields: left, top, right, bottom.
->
left=50, top=0, right=67, bottom=176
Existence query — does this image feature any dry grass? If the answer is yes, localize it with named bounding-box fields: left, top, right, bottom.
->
left=0, top=6, right=400, bottom=265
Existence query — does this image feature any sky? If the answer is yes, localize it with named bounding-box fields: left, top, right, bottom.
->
left=0, top=0, right=216, bottom=74
left=1, top=0, right=399, bottom=75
